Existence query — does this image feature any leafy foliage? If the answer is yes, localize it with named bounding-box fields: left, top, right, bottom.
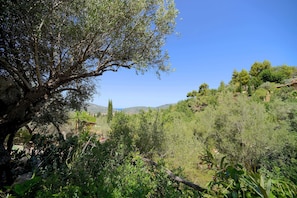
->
left=109, top=110, right=166, bottom=158
left=194, top=92, right=292, bottom=171
left=2, top=61, right=297, bottom=197
left=202, top=150, right=297, bottom=198
left=5, top=129, right=199, bottom=197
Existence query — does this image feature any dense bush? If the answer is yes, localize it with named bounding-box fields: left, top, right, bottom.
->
left=5, top=129, right=200, bottom=197
left=202, top=151, right=297, bottom=198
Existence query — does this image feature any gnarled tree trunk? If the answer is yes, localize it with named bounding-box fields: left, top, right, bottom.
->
left=0, top=87, right=47, bottom=188
left=0, top=124, right=18, bottom=187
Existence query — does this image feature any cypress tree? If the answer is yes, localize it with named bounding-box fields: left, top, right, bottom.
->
left=107, top=100, right=113, bottom=123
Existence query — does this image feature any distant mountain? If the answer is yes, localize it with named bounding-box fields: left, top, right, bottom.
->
left=86, top=103, right=108, bottom=114
left=156, top=104, right=172, bottom=109
left=122, top=106, right=151, bottom=114
left=86, top=103, right=173, bottom=114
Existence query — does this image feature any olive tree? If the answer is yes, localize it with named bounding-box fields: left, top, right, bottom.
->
left=194, top=93, right=292, bottom=171
left=0, top=0, right=177, bottom=185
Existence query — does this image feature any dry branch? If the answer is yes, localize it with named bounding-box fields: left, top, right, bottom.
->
left=142, top=158, right=207, bottom=193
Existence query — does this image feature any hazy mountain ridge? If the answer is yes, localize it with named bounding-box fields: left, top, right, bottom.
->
left=86, top=103, right=108, bottom=114
left=86, top=103, right=173, bottom=114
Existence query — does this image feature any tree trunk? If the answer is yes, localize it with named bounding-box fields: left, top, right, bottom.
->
left=0, top=124, right=17, bottom=188
left=0, top=144, right=13, bottom=188
left=0, top=88, right=46, bottom=188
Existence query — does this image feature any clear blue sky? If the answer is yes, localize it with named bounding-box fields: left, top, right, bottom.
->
left=92, top=0, right=297, bottom=108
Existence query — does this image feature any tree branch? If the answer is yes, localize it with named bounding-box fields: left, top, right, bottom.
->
left=142, top=158, right=207, bottom=193
left=33, top=19, right=45, bottom=86
left=34, top=37, right=42, bottom=86
left=53, top=87, right=82, bottom=94
left=0, top=58, right=32, bottom=90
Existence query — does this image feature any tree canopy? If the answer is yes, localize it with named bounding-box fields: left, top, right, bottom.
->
left=0, top=0, right=177, bottom=186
